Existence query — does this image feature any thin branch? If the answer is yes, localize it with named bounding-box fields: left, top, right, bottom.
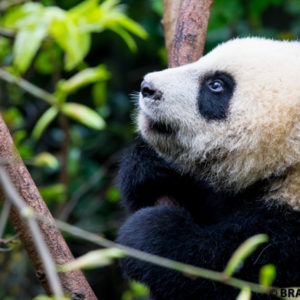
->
left=0, top=69, right=57, bottom=106
left=0, top=115, right=97, bottom=299
left=54, top=220, right=276, bottom=297
left=0, top=166, right=64, bottom=298
left=58, top=168, right=103, bottom=221
left=0, top=197, right=11, bottom=238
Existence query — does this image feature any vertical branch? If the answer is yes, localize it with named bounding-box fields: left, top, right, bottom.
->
left=162, top=0, right=182, bottom=64
left=163, top=0, right=214, bottom=67
left=0, top=114, right=98, bottom=300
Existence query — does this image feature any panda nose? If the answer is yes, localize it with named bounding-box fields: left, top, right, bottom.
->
left=141, top=80, right=162, bottom=101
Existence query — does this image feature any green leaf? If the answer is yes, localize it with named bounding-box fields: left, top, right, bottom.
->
left=13, top=25, right=47, bottom=73
left=34, top=152, right=59, bottom=169
left=49, top=10, right=91, bottom=70
left=61, top=103, right=105, bottom=130
left=67, top=0, right=98, bottom=19
left=13, top=130, right=27, bottom=146
left=39, top=184, right=66, bottom=204
left=3, top=3, right=44, bottom=29
left=259, top=264, right=276, bottom=289
left=58, top=65, right=110, bottom=96
left=106, top=187, right=120, bottom=203
left=92, top=81, right=107, bottom=108
left=236, top=286, right=251, bottom=300
left=112, top=16, right=148, bottom=39
left=109, top=25, right=138, bottom=51
left=58, top=248, right=124, bottom=272
left=34, top=296, right=70, bottom=300
left=32, top=106, right=58, bottom=139
left=224, top=234, right=269, bottom=277
left=129, top=281, right=149, bottom=297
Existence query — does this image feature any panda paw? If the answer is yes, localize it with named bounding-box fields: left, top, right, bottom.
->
left=116, top=206, right=200, bottom=281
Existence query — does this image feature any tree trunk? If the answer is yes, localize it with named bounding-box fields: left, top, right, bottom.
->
left=163, top=0, right=214, bottom=67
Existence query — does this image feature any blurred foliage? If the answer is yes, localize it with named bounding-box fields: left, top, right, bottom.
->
left=0, top=0, right=299, bottom=299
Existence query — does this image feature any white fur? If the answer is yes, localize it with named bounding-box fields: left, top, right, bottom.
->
left=138, top=37, right=300, bottom=210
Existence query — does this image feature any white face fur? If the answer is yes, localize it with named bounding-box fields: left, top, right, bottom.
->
left=138, top=37, right=300, bottom=209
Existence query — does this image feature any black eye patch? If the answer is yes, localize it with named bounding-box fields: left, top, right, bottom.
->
left=198, top=72, right=235, bottom=120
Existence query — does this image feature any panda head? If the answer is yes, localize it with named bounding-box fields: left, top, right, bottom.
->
left=138, top=37, right=300, bottom=209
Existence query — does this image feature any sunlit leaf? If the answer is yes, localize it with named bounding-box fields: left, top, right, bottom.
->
left=34, top=296, right=70, bottom=300
left=13, top=26, right=47, bottom=73
left=224, top=234, right=269, bottom=277
left=3, top=3, right=44, bottom=29
left=58, top=65, right=110, bottom=96
left=259, top=264, right=276, bottom=289
left=34, top=152, right=59, bottom=169
left=236, top=286, right=251, bottom=300
left=32, top=106, right=58, bottom=139
left=112, top=16, right=148, bottom=39
left=68, top=0, right=98, bottom=19
left=61, top=103, right=105, bottom=130
left=49, top=9, right=91, bottom=70
left=59, top=248, right=124, bottom=272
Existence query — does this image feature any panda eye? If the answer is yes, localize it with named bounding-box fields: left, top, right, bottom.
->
left=207, top=79, right=224, bottom=93
left=198, top=72, right=235, bottom=120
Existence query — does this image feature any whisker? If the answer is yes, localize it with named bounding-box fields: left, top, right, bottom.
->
left=129, top=91, right=140, bottom=106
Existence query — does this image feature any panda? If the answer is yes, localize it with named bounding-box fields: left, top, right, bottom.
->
left=117, top=38, right=300, bottom=300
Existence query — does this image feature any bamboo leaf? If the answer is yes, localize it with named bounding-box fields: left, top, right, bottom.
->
left=58, top=248, right=124, bottom=271
left=236, top=286, right=251, bottom=300
left=49, top=10, right=91, bottom=70
left=61, top=103, right=105, bottom=130
left=259, top=264, right=276, bottom=289
left=32, top=106, right=58, bottom=139
left=58, top=65, right=110, bottom=96
left=13, top=26, right=47, bottom=73
left=109, top=25, right=138, bottom=51
left=34, top=152, right=59, bottom=169
left=224, top=234, right=269, bottom=277
left=3, top=3, right=44, bottom=29
left=112, top=16, right=148, bottom=39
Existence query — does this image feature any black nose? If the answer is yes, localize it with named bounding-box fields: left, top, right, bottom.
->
left=141, top=80, right=162, bottom=100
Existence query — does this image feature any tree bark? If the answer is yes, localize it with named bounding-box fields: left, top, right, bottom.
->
left=162, top=0, right=182, bottom=64
left=163, top=0, right=214, bottom=67
left=155, top=1, right=213, bottom=296
left=0, top=114, right=97, bottom=300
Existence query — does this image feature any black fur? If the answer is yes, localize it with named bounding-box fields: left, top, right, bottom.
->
left=198, top=72, right=235, bottom=120
left=117, top=137, right=300, bottom=300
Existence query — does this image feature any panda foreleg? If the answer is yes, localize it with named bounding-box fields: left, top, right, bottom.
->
left=117, top=136, right=187, bottom=212
left=117, top=205, right=298, bottom=300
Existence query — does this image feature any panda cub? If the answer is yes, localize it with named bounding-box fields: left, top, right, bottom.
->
left=117, top=38, right=300, bottom=300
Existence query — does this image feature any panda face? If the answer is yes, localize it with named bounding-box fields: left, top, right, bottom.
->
left=138, top=38, right=300, bottom=196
